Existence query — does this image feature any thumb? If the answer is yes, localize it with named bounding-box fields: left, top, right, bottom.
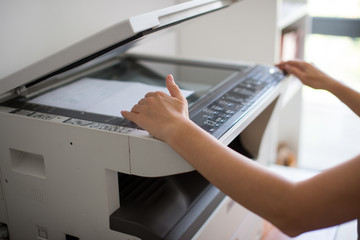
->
left=121, top=110, right=137, bottom=123
left=166, top=74, right=185, bottom=101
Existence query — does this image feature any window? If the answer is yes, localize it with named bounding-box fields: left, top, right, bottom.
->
left=299, top=0, right=360, bottom=170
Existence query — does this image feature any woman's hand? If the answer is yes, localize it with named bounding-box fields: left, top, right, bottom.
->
left=121, top=74, right=190, bottom=142
left=277, top=59, right=360, bottom=117
left=276, top=60, right=337, bottom=91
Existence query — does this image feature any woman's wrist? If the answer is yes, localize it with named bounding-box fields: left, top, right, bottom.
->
left=163, top=116, right=190, bottom=144
left=165, top=117, right=198, bottom=147
left=323, top=77, right=342, bottom=94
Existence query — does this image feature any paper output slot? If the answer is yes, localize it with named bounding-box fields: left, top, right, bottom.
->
left=110, top=171, right=224, bottom=240
left=10, top=149, right=46, bottom=179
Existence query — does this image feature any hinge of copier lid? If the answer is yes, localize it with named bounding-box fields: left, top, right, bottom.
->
left=15, top=85, right=28, bottom=96
left=0, top=85, right=27, bottom=103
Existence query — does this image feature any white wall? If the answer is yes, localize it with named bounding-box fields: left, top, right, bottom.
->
left=179, top=0, right=279, bottom=64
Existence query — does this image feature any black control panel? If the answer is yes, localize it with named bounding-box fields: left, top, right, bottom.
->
left=190, top=65, right=285, bottom=138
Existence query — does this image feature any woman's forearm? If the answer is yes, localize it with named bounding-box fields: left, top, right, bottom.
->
left=121, top=74, right=360, bottom=237
left=277, top=60, right=360, bottom=117
left=167, top=119, right=360, bottom=236
left=326, top=80, right=360, bottom=117
left=167, top=119, right=299, bottom=235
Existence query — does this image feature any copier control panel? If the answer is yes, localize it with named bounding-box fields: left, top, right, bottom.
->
left=190, top=65, right=284, bottom=138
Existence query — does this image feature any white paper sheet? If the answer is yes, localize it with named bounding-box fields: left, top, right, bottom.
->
left=30, top=78, right=193, bottom=117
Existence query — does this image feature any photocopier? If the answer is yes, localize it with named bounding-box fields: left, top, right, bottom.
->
left=0, top=0, right=287, bottom=239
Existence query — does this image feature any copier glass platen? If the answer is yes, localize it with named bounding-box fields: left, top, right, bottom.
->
left=0, top=1, right=286, bottom=240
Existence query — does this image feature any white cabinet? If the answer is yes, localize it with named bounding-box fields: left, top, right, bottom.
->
left=178, top=0, right=279, bottom=64
left=178, top=0, right=308, bottom=63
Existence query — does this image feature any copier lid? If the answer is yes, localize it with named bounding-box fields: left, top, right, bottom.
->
left=0, top=0, right=237, bottom=96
